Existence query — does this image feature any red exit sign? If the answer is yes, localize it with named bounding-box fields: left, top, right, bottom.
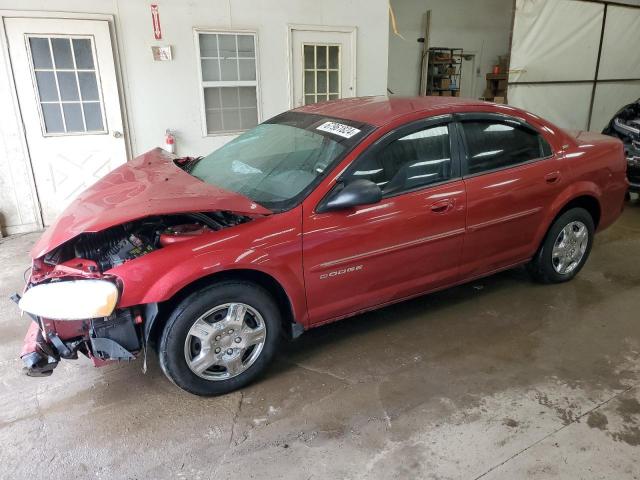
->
left=151, top=4, right=162, bottom=40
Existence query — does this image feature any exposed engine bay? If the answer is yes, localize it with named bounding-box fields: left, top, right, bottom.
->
left=17, top=210, right=252, bottom=376
left=603, top=98, right=640, bottom=192
left=42, top=211, right=250, bottom=273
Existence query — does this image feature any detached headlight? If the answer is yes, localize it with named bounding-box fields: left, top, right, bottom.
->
left=19, top=280, right=119, bottom=320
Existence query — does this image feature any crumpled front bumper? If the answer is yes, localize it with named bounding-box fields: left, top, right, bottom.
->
left=13, top=292, right=82, bottom=377
left=20, top=321, right=59, bottom=377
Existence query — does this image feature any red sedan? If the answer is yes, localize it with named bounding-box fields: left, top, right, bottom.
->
left=15, top=96, right=627, bottom=395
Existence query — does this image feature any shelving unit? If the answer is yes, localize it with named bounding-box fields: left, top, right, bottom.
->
left=483, top=73, right=508, bottom=103
left=426, top=47, right=463, bottom=97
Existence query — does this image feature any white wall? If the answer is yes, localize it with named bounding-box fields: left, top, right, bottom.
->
left=387, top=0, right=513, bottom=98
left=0, top=0, right=389, bottom=234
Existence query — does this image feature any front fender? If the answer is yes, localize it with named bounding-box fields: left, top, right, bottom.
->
left=108, top=210, right=307, bottom=325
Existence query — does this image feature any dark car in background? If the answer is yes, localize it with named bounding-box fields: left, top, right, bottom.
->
left=603, top=98, right=640, bottom=193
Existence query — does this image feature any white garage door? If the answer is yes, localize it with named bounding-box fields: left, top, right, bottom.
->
left=5, top=17, right=127, bottom=226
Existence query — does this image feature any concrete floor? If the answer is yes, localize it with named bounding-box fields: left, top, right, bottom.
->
left=1, top=201, right=639, bottom=480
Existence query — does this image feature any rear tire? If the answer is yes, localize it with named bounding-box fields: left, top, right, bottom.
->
left=527, top=207, right=594, bottom=284
left=159, top=281, right=282, bottom=396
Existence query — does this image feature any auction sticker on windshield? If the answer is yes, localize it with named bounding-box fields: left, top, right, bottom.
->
left=316, top=121, right=361, bottom=139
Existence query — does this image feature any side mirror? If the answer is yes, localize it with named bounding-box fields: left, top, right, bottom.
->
left=321, top=179, right=382, bottom=212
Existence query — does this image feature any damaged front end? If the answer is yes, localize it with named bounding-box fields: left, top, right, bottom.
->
left=14, top=211, right=251, bottom=377
left=603, top=98, right=640, bottom=192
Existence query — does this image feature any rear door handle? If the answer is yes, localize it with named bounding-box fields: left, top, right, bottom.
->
left=430, top=199, right=454, bottom=213
left=545, top=171, right=561, bottom=184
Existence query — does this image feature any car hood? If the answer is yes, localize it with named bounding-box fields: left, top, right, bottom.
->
left=31, top=148, right=271, bottom=259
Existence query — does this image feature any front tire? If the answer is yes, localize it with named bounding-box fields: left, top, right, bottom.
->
left=528, top=207, right=594, bottom=284
left=159, top=281, right=282, bottom=396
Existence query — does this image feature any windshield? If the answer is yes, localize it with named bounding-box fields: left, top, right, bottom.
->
left=190, top=111, right=374, bottom=211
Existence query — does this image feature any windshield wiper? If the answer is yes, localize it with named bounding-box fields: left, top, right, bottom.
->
left=174, top=156, right=203, bottom=173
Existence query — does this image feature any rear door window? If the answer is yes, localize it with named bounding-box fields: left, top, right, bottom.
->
left=461, top=120, right=551, bottom=175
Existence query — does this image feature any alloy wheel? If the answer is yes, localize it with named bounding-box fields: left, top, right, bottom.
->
left=183, top=303, right=266, bottom=380
left=551, top=220, right=589, bottom=275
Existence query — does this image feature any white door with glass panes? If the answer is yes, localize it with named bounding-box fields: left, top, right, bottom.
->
left=291, top=28, right=355, bottom=107
left=5, top=18, right=127, bottom=226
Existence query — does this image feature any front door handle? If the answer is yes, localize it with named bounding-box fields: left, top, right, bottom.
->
left=430, top=199, right=454, bottom=213
left=545, top=171, right=561, bottom=184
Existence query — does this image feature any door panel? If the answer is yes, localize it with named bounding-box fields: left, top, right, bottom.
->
left=6, top=18, right=127, bottom=225
left=457, top=115, right=565, bottom=278
left=303, top=181, right=466, bottom=324
left=461, top=159, right=564, bottom=278
left=291, top=28, right=354, bottom=108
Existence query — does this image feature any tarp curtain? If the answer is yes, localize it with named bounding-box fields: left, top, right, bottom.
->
left=508, top=0, right=640, bottom=131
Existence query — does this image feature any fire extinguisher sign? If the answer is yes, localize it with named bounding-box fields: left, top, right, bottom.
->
left=151, top=4, right=162, bottom=40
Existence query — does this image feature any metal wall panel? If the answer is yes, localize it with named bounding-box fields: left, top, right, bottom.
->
left=598, top=5, right=640, bottom=80
left=509, top=83, right=593, bottom=131
left=508, top=0, right=640, bottom=131
left=509, top=0, right=603, bottom=83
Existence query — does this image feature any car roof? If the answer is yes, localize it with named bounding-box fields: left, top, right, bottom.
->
left=294, top=95, right=491, bottom=127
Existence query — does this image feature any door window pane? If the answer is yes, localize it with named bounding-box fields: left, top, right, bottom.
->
left=316, top=71, right=327, bottom=94
left=51, top=38, right=73, bottom=68
left=35, top=71, right=58, bottom=101
left=29, top=38, right=52, bottom=68
left=349, top=125, right=452, bottom=195
left=304, top=45, right=314, bottom=69
left=329, top=71, right=339, bottom=93
left=83, top=102, right=104, bottom=131
left=72, top=39, right=94, bottom=69
left=198, top=32, right=259, bottom=134
left=41, top=104, right=64, bottom=133
left=329, top=46, right=339, bottom=69
left=462, top=121, right=544, bottom=174
left=304, top=71, right=314, bottom=96
left=28, top=35, right=106, bottom=134
left=316, top=46, right=327, bottom=69
left=63, top=103, right=84, bottom=132
left=57, top=71, right=80, bottom=101
left=302, top=43, right=341, bottom=104
left=78, top=72, right=99, bottom=100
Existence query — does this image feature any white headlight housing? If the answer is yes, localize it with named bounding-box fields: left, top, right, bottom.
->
left=19, top=280, right=119, bottom=320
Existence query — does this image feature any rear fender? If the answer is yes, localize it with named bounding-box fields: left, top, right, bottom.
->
left=532, top=182, right=602, bottom=250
